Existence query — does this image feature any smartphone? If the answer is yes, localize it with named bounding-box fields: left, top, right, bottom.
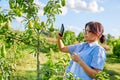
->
left=59, top=24, right=64, bottom=37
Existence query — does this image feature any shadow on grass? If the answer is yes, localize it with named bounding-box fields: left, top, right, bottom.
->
left=104, top=68, right=120, bottom=80
left=106, top=53, right=120, bottom=63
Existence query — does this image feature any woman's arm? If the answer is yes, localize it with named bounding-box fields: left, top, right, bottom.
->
left=71, top=53, right=100, bottom=78
left=57, top=33, right=69, bottom=53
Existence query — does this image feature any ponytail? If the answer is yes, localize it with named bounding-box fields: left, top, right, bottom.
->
left=100, top=34, right=106, bottom=43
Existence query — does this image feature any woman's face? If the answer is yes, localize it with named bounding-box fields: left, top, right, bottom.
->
left=84, top=26, right=99, bottom=43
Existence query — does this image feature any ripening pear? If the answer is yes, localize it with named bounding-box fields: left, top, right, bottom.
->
left=19, top=11, right=23, bottom=17
left=34, top=19, right=41, bottom=30
left=34, top=19, right=40, bottom=27
left=49, top=25, right=54, bottom=32
left=16, top=9, right=23, bottom=17
left=41, top=21, right=46, bottom=27
left=0, top=45, right=6, bottom=58
left=61, top=0, right=66, bottom=6
left=5, top=20, right=11, bottom=30
left=28, top=20, right=33, bottom=29
left=0, top=23, right=4, bottom=26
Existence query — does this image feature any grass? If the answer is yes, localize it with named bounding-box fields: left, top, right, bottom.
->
left=104, top=51, right=120, bottom=80
left=10, top=48, right=120, bottom=80
left=11, top=49, right=48, bottom=80
left=105, top=63, right=120, bottom=74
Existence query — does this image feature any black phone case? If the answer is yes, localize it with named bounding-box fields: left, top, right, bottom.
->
left=59, top=24, right=64, bottom=37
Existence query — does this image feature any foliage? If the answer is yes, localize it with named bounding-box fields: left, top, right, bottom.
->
left=0, top=0, right=66, bottom=79
left=106, top=34, right=116, bottom=46
left=113, top=39, right=120, bottom=57
left=95, top=71, right=110, bottom=80
left=77, top=32, right=84, bottom=42
left=9, top=0, right=39, bottom=17
left=1, top=0, right=120, bottom=80
left=0, top=44, right=16, bottom=80
left=65, top=72, right=81, bottom=80
left=37, top=38, right=59, bottom=53
left=0, top=11, right=18, bottom=79
left=63, top=30, right=77, bottom=45
left=40, top=48, right=70, bottom=80
left=44, top=0, right=66, bottom=30
left=114, top=75, right=120, bottom=80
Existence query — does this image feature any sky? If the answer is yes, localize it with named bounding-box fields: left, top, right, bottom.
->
left=0, top=0, right=120, bottom=38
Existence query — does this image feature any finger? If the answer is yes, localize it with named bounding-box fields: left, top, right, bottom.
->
left=71, top=54, right=75, bottom=60
left=73, top=53, right=78, bottom=57
left=71, top=56, right=74, bottom=60
left=58, top=33, right=62, bottom=39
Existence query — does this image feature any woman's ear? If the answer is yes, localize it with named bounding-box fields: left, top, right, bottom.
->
left=98, top=34, right=102, bottom=39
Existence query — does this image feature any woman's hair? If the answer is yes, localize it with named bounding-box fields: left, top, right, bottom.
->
left=85, top=21, right=106, bottom=43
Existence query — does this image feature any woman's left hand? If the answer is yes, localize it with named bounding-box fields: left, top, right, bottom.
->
left=71, top=53, right=81, bottom=63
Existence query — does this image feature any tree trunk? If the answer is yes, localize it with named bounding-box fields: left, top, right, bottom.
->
left=37, top=30, right=40, bottom=80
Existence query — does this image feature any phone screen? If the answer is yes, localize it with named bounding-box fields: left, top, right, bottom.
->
left=60, top=24, right=64, bottom=37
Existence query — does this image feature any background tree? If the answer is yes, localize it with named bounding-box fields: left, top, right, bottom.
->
left=106, top=34, right=116, bottom=46
left=113, top=39, right=120, bottom=57
left=77, top=32, right=84, bottom=42
left=63, top=30, right=77, bottom=45
left=0, top=0, right=66, bottom=80
left=0, top=6, right=17, bottom=80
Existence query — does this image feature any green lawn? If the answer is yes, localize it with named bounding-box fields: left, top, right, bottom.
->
left=11, top=52, right=48, bottom=80
left=10, top=51, right=120, bottom=80
left=104, top=51, right=120, bottom=80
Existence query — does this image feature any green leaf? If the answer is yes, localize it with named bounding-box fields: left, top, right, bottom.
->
left=0, top=75, right=4, bottom=80
left=61, top=0, right=66, bottom=6
left=56, top=4, right=61, bottom=8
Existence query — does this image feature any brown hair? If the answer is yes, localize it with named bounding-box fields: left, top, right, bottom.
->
left=85, top=21, right=106, bottom=43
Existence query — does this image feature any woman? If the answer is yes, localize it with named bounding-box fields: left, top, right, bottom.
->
left=58, top=21, right=106, bottom=80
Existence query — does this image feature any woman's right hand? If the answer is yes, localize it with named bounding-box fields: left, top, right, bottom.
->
left=57, top=33, right=69, bottom=53
left=58, top=33, right=63, bottom=40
